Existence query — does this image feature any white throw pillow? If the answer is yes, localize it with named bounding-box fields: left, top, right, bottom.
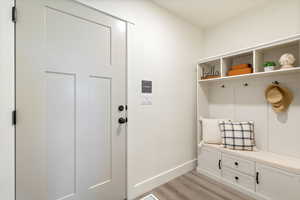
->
left=201, top=118, right=226, bottom=144
left=219, top=120, right=255, bottom=151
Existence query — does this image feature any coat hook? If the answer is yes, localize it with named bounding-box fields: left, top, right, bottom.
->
left=243, top=83, right=249, bottom=87
left=272, top=81, right=280, bottom=85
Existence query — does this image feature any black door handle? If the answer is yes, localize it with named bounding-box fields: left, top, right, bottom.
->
left=256, top=172, right=259, bottom=184
left=118, top=117, right=126, bottom=124
left=218, top=160, right=222, bottom=170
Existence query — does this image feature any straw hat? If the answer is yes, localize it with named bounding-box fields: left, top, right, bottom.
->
left=265, top=84, right=293, bottom=112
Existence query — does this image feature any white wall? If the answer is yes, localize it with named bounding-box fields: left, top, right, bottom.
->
left=0, top=1, right=15, bottom=200
left=203, top=0, right=300, bottom=57
left=77, top=0, right=203, bottom=199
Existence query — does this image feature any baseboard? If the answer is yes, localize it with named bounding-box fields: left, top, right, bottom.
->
left=128, top=159, right=197, bottom=200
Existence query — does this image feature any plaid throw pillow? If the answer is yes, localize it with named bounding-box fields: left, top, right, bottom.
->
left=219, top=121, right=255, bottom=151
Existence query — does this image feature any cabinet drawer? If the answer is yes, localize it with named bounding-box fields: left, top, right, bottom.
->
left=222, top=153, right=255, bottom=176
left=222, top=167, right=255, bottom=191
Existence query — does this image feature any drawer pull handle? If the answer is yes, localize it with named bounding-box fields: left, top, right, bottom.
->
left=234, top=162, right=239, bottom=166
left=235, top=176, right=239, bottom=181
left=256, top=172, right=259, bottom=184
left=218, top=159, right=222, bottom=170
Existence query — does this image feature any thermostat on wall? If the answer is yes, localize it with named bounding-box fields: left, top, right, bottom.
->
left=142, top=80, right=152, bottom=93
left=141, top=80, right=152, bottom=105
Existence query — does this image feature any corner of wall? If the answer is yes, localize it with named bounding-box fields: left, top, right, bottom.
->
left=127, top=159, right=197, bottom=200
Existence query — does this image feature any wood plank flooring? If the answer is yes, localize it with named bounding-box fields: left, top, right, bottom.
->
left=136, top=171, right=255, bottom=200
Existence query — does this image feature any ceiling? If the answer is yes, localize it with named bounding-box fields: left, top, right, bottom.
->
left=151, top=0, right=271, bottom=28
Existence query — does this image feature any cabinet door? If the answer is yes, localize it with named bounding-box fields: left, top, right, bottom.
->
left=256, top=163, right=300, bottom=200
left=198, top=147, right=221, bottom=178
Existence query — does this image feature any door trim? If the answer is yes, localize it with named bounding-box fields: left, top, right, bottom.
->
left=74, top=0, right=135, bottom=25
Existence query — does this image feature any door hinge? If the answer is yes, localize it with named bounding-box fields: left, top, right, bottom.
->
left=12, top=6, right=17, bottom=23
left=12, top=110, right=16, bottom=125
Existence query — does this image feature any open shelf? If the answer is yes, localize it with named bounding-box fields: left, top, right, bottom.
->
left=198, top=34, right=300, bottom=83
left=255, top=40, right=300, bottom=72
left=198, top=59, right=221, bottom=80
left=222, top=51, right=253, bottom=76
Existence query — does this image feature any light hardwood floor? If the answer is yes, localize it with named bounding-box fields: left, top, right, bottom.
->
left=136, top=171, right=255, bottom=200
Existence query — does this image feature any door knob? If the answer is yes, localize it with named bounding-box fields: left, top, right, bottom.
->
left=118, top=117, right=126, bottom=124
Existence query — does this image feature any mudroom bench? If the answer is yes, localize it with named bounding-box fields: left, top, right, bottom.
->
left=197, top=143, right=300, bottom=200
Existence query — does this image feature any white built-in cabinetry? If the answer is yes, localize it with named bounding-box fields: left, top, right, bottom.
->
left=197, top=34, right=300, bottom=200
left=197, top=145, right=300, bottom=200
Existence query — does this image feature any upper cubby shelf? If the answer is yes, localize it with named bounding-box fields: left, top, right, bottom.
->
left=198, top=34, right=300, bottom=83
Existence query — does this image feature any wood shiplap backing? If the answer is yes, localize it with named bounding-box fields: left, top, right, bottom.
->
left=206, top=73, right=300, bottom=158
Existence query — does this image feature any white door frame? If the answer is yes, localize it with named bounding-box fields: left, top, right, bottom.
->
left=0, top=1, right=15, bottom=200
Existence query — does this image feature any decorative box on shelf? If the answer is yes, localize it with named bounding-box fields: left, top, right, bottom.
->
left=227, top=64, right=253, bottom=76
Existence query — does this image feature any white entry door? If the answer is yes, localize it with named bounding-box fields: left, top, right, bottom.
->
left=16, top=1, right=127, bottom=200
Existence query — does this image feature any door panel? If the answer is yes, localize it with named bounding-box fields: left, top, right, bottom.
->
left=86, top=77, right=112, bottom=189
left=46, top=6, right=112, bottom=73
left=46, top=72, right=76, bottom=200
left=16, top=0, right=126, bottom=200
